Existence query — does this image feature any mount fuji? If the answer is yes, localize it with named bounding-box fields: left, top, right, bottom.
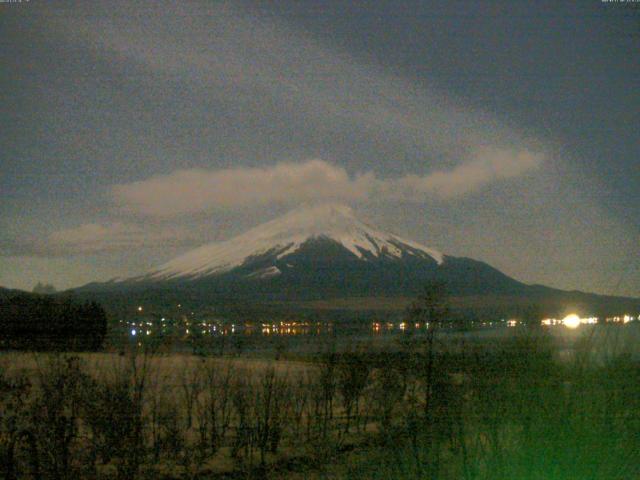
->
left=111, top=203, right=524, bottom=298
left=145, top=204, right=444, bottom=282
left=77, top=204, right=639, bottom=316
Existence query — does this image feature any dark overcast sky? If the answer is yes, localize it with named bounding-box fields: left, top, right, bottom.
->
left=1, top=0, right=638, bottom=297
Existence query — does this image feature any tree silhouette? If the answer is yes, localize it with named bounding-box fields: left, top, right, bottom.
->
left=406, top=281, right=450, bottom=419
left=0, top=293, right=107, bottom=350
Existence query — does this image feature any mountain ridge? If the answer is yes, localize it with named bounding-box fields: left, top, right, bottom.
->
left=74, top=204, right=640, bottom=318
left=136, top=203, right=443, bottom=282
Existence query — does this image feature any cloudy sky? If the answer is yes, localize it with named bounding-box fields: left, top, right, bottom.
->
left=1, top=0, right=638, bottom=296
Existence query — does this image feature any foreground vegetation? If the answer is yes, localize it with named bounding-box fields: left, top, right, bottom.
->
left=0, top=324, right=638, bottom=480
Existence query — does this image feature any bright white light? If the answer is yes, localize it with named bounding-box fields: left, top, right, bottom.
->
left=131, top=329, right=137, bottom=336
left=562, top=314, right=581, bottom=329
left=137, top=306, right=143, bottom=312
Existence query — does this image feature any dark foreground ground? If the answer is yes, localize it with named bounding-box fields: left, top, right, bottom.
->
left=1, top=323, right=639, bottom=479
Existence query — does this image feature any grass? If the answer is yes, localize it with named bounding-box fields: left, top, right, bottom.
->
left=0, top=324, right=638, bottom=479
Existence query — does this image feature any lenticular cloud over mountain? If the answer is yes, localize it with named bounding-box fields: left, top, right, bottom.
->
left=111, top=150, right=543, bottom=217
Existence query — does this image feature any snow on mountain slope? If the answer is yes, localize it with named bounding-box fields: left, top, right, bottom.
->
left=144, top=204, right=443, bottom=281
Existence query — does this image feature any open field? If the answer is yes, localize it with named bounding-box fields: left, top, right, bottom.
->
left=1, top=324, right=639, bottom=479
left=0, top=353, right=311, bottom=380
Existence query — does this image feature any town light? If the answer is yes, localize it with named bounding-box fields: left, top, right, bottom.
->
left=562, top=314, right=581, bottom=329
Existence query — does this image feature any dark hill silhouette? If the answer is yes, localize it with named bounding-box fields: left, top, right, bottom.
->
left=0, top=289, right=107, bottom=350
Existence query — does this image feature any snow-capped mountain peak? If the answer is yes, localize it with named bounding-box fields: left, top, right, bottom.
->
left=145, top=203, right=443, bottom=281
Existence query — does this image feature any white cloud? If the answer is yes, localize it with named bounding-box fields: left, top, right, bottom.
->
left=383, top=147, right=544, bottom=200
left=112, top=160, right=372, bottom=216
left=112, top=148, right=543, bottom=216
